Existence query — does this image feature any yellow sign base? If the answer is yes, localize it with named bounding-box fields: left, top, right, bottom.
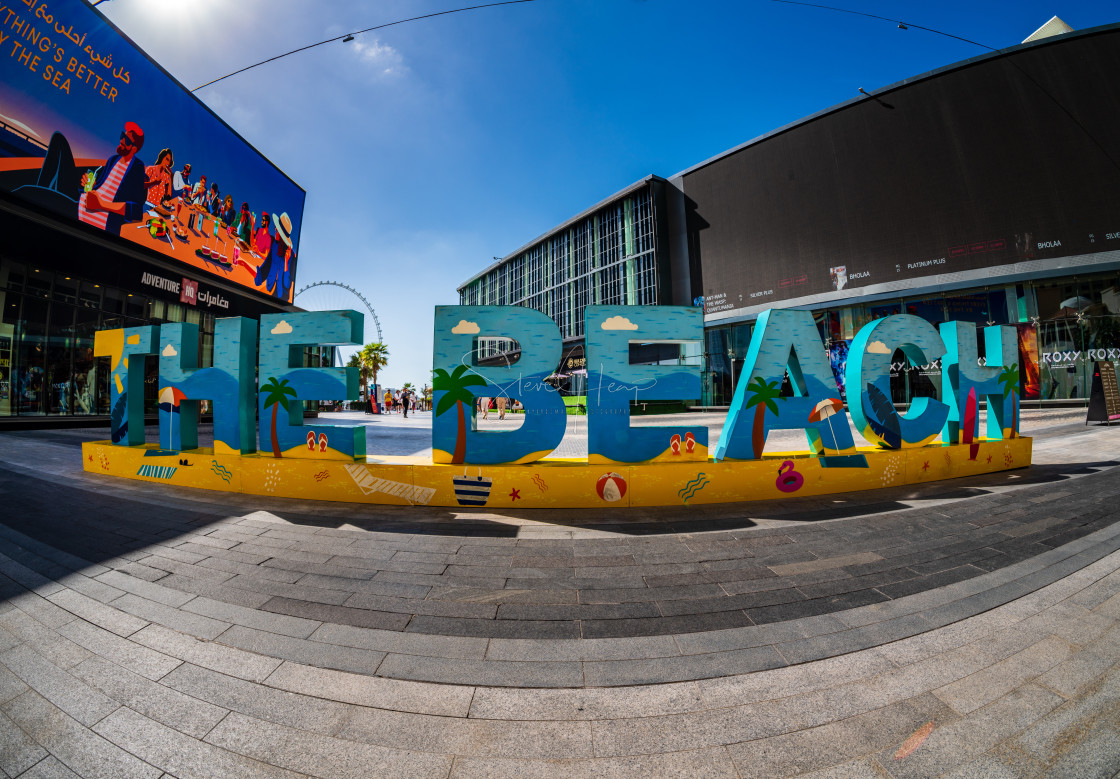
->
left=82, top=437, right=1032, bottom=509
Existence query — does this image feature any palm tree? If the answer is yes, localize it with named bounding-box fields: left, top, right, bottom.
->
left=359, top=342, right=389, bottom=409
left=998, top=363, right=1020, bottom=437
left=743, top=376, right=783, bottom=457
left=433, top=365, right=486, bottom=463
left=260, top=377, right=297, bottom=457
left=346, top=353, right=369, bottom=402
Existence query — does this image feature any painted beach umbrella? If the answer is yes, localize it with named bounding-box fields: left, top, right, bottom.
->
left=158, top=386, right=187, bottom=410
left=809, top=397, right=844, bottom=453
left=808, top=398, right=843, bottom=422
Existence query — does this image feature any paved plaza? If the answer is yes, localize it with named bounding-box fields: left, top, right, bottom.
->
left=0, top=409, right=1117, bottom=777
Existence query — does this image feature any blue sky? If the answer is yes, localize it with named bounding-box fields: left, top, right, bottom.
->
left=98, top=0, right=1119, bottom=389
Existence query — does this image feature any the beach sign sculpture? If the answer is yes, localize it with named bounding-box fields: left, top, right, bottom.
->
left=83, top=305, right=1031, bottom=508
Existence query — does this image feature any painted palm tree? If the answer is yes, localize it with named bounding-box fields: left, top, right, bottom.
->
left=743, top=376, right=783, bottom=457
left=998, top=363, right=1020, bottom=437
left=261, top=377, right=297, bottom=457
left=433, top=365, right=486, bottom=463
left=360, top=341, right=390, bottom=409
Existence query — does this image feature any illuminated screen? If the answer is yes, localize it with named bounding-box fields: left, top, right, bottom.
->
left=685, top=28, right=1120, bottom=314
left=0, top=0, right=305, bottom=303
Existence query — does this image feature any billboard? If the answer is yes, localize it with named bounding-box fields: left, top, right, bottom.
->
left=686, top=27, right=1120, bottom=315
left=0, top=0, right=305, bottom=303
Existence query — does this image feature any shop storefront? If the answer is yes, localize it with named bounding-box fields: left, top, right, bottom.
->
left=701, top=271, right=1120, bottom=408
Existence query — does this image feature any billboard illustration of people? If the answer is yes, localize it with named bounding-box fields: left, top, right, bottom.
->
left=0, top=0, right=305, bottom=302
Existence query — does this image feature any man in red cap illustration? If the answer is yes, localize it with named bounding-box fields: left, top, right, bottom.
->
left=78, top=121, right=147, bottom=235
left=16, top=121, right=147, bottom=237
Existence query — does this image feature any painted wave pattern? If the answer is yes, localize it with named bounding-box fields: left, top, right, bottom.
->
left=210, top=460, right=233, bottom=483
left=678, top=472, right=710, bottom=502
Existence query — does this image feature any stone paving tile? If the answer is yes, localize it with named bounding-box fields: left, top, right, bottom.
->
left=0, top=707, right=48, bottom=777
left=309, top=622, right=488, bottom=660
left=726, top=693, right=953, bottom=778
left=92, top=571, right=193, bottom=608
left=183, top=595, right=322, bottom=638
left=93, top=706, right=301, bottom=778
left=873, top=684, right=1065, bottom=779
left=206, top=710, right=453, bottom=778
left=130, top=624, right=281, bottom=683
left=696, top=649, right=897, bottom=710
left=406, top=614, right=581, bottom=639
left=0, top=645, right=118, bottom=727
left=146, top=572, right=275, bottom=610
left=485, top=634, right=679, bottom=662
left=5, top=592, right=75, bottom=630
left=339, top=705, right=594, bottom=760
left=18, top=755, right=84, bottom=779
left=447, top=747, right=740, bottom=778
left=1003, top=667, right=1120, bottom=766
left=583, top=645, right=787, bottom=687
left=0, top=552, right=65, bottom=596
left=376, top=653, right=584, bottom=687
left=55, top=620, right=180, bottom=682
left=69, top=656, right=227, bottom=740
left=161, top=663, right=350, bottom=735
left=216, top=624, right=386, bottom=675
left=2, top=691, right=160, bottom=779
left=44, top=589, right=147, bottom=638
left=260, top=595, right=412, bottom=631
left=108, top=593, right=229, bottom=640
left=469, top=681, right=706, bottom=721
left=263, top=660, right=473, bottom=717
left=0, top=662, right=28, bottom=706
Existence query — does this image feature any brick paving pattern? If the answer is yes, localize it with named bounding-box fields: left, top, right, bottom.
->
left=0, top=410, right=1116, bottom=777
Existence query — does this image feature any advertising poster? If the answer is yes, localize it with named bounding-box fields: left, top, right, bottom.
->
left=1017, top=323, right=1041, bottom=401
left=828, top=339, right=849, bottom=402
left=0, top=0, right=305, bottom=302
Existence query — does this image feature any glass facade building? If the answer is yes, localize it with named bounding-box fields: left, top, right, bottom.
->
left=459, top=178, right=671, bottom=380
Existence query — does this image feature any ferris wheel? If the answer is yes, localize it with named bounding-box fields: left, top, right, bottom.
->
left=293, top=281, right=383, bottom=356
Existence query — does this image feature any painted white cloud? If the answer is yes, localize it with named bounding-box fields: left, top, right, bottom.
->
left=271, top=320, right=293, bottom=335
left=601, top=316, right=638, bottom=331
left=451, top=320, right=480, bottom=334
left=867, top=340, right=892, bottom=354
left=162, top=344, right=178, bottom=357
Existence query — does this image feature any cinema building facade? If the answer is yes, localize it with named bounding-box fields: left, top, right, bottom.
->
left=458, top=20, right=1120, bottom=408
left=0, top=0, right=303, bottom=424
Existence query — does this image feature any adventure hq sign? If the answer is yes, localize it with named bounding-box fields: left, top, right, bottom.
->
left=82, top=305, right=1030, bottom=509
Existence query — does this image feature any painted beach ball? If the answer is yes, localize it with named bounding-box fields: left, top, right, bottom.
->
left=596, top=472, right=627, bottom=502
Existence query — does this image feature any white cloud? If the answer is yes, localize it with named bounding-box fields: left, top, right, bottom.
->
left=601, top=315, right=638, bottom=331
left=351, top=38, right=407, bottom=78
left=867, top=340, right=891, bottom=354
left=271, top=320, right=293, bottom=335
left=451, top=320, right=480, bottom=334
left=162, top=344, right=178, bottom=357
